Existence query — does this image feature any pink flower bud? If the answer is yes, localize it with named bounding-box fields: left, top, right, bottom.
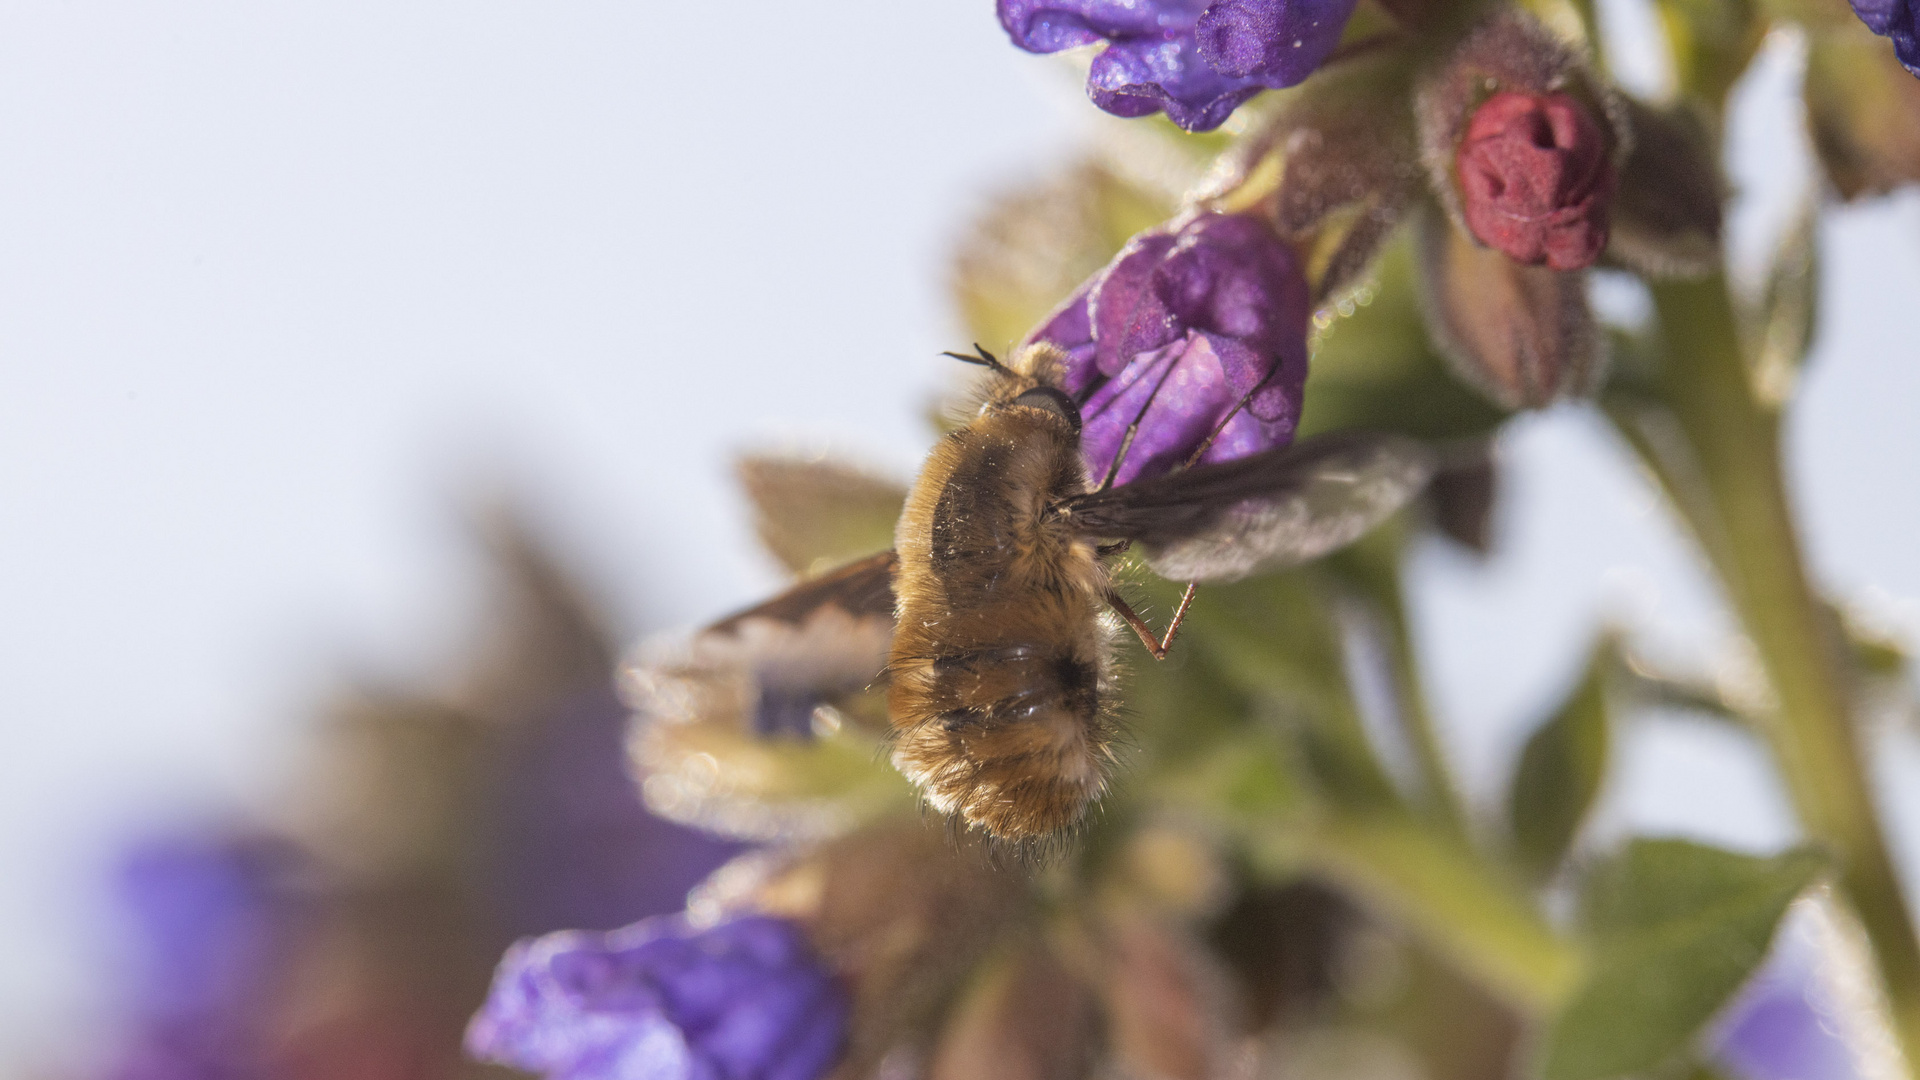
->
left=1456, top=91, right=1615, bottom=271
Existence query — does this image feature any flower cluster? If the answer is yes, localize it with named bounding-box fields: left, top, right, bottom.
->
left=998, top=0, right=1362, bottom=130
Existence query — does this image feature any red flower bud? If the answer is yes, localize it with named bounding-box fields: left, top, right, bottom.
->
left=1456, top=91, right=1615, bottom=271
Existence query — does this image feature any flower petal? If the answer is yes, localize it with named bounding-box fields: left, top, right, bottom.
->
left=1195, top=0, right=1362, bottom=86
left=1087, top=36, right=1264, bottom=131
left=1092, top=231, right=1181, bottom=377
left=998, top=0, right=1207, bottom=52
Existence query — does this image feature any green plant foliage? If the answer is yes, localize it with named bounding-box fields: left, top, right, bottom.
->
left=1539, top=840, right=1828, bottom=1080
left=1507, top=645, right=1612, bottom=881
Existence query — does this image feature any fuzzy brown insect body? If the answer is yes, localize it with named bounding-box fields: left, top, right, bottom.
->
left=887, top=375, right=1119, bottom=843
left=635, top=346, right=1435, bottom=846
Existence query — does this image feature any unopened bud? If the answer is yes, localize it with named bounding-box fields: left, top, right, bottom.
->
left=1417, top=10, right=1629, bottom=271
left=1416, top=208, right=1603, bottom=409
left=1457, top=91, right=1616, bottom=270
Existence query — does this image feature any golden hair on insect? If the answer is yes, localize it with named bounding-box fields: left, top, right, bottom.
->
left=888, top=342, right=1121, bottom=844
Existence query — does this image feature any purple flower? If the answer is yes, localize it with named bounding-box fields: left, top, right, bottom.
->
left=1710, top=939, right=1864, bottom=1080
left=1029, top=212, right=1311, bottom=486
left=998, top=0, right=1361, bottom=131
left=1849, top=0, right=1920, bottom=76
left=466, top=915, right=849, bottom=1080
left=109, top=834, right=304, bottom=1080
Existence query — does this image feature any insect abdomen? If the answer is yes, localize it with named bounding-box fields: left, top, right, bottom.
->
left=888, top=410, right=1115, bottom=841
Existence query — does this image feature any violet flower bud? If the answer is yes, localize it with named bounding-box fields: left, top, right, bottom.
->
left=1456, top=91, right=1616, bottom=271
left=1029, top=212, right=1310, bottom=486
left=1849, top=0, right=1920, bottom=76
left=466, top=915, right=849, bottom=1080
left=997, top=0, right=1362, bottom=132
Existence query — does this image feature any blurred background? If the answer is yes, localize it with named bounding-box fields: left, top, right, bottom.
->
left=1, top=0, right=1916, bottom=1074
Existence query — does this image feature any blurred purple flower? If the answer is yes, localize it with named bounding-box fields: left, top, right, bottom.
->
left=1849, top=0, right=1920, bottom=75
left=109, top=835, right=303, bottom=1080
left=483, top=685, right=744, bottom=939
left=997, top=0, right=1361, bottom=131
left=1710, top=939, right=1862, bottom=1080
left=466, top=914, right=848, bottom=1080
left=1030, top=212, right=1310, bottom=486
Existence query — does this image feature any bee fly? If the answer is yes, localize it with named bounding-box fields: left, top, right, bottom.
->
left=636, top=344, right=1433, bottom=844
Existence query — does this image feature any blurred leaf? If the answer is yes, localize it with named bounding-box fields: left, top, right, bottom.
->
left=927, top=940, right=1100, bottom=1080
left=1298, top=227, right=1510, bottom=441
left=1155, top=729, right=1312, bottom=878
left=1655, top=0, right=1762, bottom=103
left=1608, top=98, right=1726, bottom=279
left=1745, top=200, right=1819, bottom=409
left=1308, top=813, right=1584, bottom=1009
left=1540, top=839, right=1827, bottom=1080
left=1507, top=644, right=1612, bottom=881
left=950, top=159, right=1173, bottom=353
left=1805, top=26, right=1920, bottom=201
left=1183, top=569, right=1399, bottom=808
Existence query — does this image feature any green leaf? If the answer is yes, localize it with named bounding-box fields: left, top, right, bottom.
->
left=1507, top=645, right=1612, bottom=880
left=1540, top=839, right=1828, bottom=1080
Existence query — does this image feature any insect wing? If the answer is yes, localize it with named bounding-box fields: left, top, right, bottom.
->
left=1060, top=432, right=1435, bottom=582
left=734, top=454, right=907, bottom=577
left=624, top=550, right=904, bottom=842
left=706, top=549, right=899, bottom=635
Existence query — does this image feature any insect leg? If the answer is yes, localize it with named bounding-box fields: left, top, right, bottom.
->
left=1181, top=360, right=1289, bottom=468
left=1104, top=582, right=1199, bottom=661
left=1097, top=355, right=1183, bottom=491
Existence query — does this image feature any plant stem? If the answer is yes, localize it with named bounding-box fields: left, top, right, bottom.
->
left=1613, top=275, right=1920, bottom=1072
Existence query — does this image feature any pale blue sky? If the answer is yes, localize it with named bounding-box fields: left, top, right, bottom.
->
left=1, top=2, right=1916, bottom=1070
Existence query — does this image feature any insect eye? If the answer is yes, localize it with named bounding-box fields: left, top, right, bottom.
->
left=1012, top=386, right=1081, bottom=434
